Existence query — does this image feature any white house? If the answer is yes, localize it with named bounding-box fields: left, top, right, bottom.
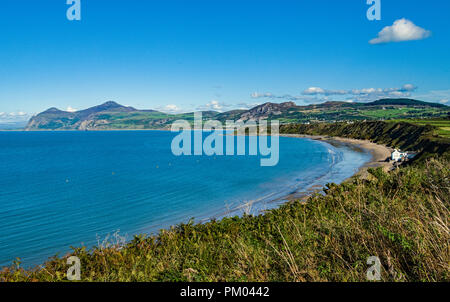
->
left=391, top=149, right=408, bottom=162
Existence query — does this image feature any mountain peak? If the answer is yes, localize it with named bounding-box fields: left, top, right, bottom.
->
left=76, top=101, right=137, bottom=117
left=43, top=107, right=65, bottom=114
left=100, top=101, right=122, bottom=107
left=96, top=101, right=129, bottom=110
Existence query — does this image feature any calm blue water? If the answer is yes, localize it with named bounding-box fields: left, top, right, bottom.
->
left=0, top=131, right=370, bottom=267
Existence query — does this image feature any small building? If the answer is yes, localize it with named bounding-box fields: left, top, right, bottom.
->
left=391, top=149, right=408, bottom=162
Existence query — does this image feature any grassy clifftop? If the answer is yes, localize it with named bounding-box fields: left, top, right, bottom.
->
left=280, top=120, right=450, bottom=161
left=1, top=121, right=449, bottom=282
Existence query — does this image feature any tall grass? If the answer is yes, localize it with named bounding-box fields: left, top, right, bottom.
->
left=2, top=157, right=448, bottom=282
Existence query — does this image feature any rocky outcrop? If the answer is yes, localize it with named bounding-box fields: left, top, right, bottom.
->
left=239, top=102, right=298, bottom=121
left=26, top=101, right=138, bottom=130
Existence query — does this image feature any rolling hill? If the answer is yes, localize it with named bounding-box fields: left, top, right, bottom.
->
left=25, top=99, right=449, bottom=130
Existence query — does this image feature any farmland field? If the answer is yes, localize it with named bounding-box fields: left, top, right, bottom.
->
left=390, top=119, right=450, bottom=138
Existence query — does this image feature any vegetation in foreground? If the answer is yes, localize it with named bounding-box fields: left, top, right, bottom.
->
left=1, top=157, right=448, bottom=282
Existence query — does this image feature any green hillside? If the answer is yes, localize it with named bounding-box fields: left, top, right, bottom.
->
left=388, top=119, right=450, bottom=138
left=25, top=99, right=450, bottom=131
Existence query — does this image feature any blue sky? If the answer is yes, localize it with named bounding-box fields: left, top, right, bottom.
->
left=0, top=0, right=449, bottom=121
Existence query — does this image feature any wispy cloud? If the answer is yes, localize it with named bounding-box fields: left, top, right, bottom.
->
left=155, top=104, right=184, bottom=114
left=252, top=84, right=418, bottom=104
left=0, top=111, right=32, bottom=123
left=251, top=92, right=324, bottom=103
left=196, top=100, right=237, bottom=112
left=155, top=100, right=259, bottom=114
left=369, top=19, right=431, bottom=44
left=302, top=87, right=347, bottom=96
left=413, top=89, right=450, bottom=105
left=302, top=84, right=416, bottom=96
left=349, top=84, right=417, bottom=101
left=66, top=106, right=77, bottom=112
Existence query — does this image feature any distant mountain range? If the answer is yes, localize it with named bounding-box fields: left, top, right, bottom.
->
left=25, top=99, right=449, bottom=130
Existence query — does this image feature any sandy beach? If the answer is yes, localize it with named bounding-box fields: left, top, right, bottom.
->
left=265, top=134, right=395, bottom=204
left=282, top=134, right=395, bottom=179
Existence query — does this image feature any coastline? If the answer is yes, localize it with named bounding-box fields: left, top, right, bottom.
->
left=282, top=134, right=394, bottom=179
left=209, top=134, right=394, bottom=218
left=0, top=131, right=395, bottom=268
left=271, top=134, right=394, bottom=204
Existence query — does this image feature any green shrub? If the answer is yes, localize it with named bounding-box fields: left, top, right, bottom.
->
left=1, top=157, right=448, bottom=282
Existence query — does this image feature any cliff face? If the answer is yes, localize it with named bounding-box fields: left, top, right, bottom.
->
left=26, top=108, right=77, bottom=130
left=238, top=102, right=297, bottom=121
left=280, top=121, right=450, bottom=162
left=26, top=101, right=139, bottom=130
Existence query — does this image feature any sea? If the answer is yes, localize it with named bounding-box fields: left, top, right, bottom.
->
left=0, top=131, right=371, bottom=267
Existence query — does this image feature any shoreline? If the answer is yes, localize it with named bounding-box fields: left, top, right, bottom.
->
left=273, top=134, right=394, bottom=204
left=0, top=132, right=395, bottom=268
left=204, top=134, right=394, bottom=220
left=282, top=134, right=394, bottom=178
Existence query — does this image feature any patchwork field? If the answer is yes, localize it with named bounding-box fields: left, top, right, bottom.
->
left=390, top=119, right=450, bottom=138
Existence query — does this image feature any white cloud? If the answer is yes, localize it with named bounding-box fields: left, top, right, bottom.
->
left=414, top=89, right=450, bottom=104
left=301, top=85, right=416, bottom=98
left=440, top=99, right=449, bottom=105
left=7, top=111, right=28, bottom=117
left=251, top=92, right=273, bottom=98
left=302, top=87, right=325, bottom=95
left=401, top=84, right=417, bottom=91
left=389, top=91, right=406, bottom=97
left=252, top=84, right=419, bottom=104
left=251, top=92, right=321, bottom=103
left=351, top=88, right=381, bottom=95
left=302, top=87, right=347, bottom=96
left=66, top=106, right=77, bottom=112
left=0, top=111, right=31, bottom=123
left=163, top=104, right=182, bottom=113
left=196, top=100, right=233, bottom=112
left=154, top=104, right=184, bottom=114
left=369, top=19, right=431, bottom=44
left=206, top=100, right=222, bottom=111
